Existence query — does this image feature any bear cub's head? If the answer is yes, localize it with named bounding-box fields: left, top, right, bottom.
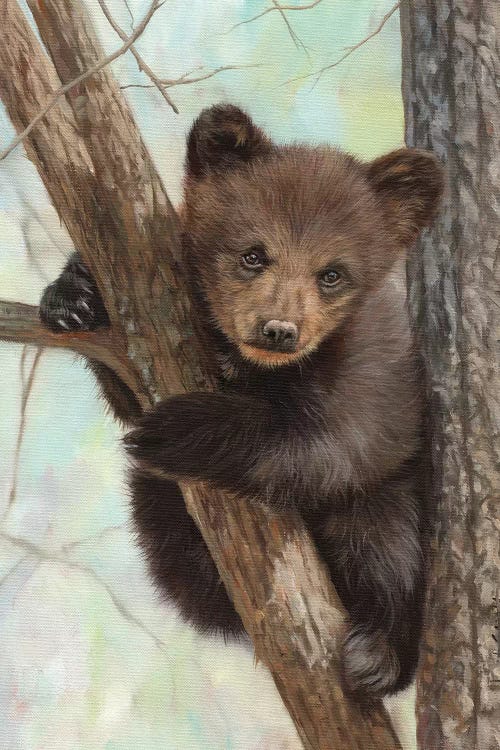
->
left=183, top=104, right=444, bottom=368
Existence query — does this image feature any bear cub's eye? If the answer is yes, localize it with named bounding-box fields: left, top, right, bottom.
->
left=319, top=269, right=341, bottom=288
left=241, top=245, right=267, bottom=270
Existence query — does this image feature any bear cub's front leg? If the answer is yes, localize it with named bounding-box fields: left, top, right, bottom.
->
left=39, top=252, right=109, bottom=332
left=39, top=252, right=143, bottom=423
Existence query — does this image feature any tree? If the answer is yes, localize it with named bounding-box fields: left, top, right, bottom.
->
left=0, top=1, right=402, bottom=749
left=1, top=1, right=497, bottom=748
left=401, top=2, right=500, bottom=749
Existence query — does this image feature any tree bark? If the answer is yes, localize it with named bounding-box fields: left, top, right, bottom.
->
left=0, top=1, right=402, bottom=747
left=0, top=300, right=138, bottom=392
left=401, top=2, right=500, bottom=749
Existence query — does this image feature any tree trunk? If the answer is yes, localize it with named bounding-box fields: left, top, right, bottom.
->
left=0, top=1, right=402, bottom=747
left=401, top=2, right=500, bottom=749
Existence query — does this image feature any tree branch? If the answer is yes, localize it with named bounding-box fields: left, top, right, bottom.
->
left=0, top=0, right=164, bottom=161
left=224, top=0, right=323, bottom=34
left=1, top=530, right=170, bottom=652
left=95, top=0, right=178, bottom=113
left=283, top=1, right=401, bottom=85
left=0, top=2, right=401, bottom=747
left=120, top=64, right=260, bottom=91
left=0, top=300, right=140, bottom=400
left=270, top=0, right=309, bottom=53
left=3, top=346, right=43, bottom=521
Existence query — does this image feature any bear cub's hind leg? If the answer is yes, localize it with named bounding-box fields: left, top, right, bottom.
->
left=311, top=475, right=425, bottom=698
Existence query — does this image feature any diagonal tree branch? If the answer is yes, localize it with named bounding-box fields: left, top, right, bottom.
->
left=120, top=63, right=260, bottom=91
left=224, top=0, right=323, bottom=34
left=0, top=0, right=164, bottom=162
left=0, top=2, right=401, bottom=748
left=284, top=1, right=401, bottom=85
left=270, top=0, right=309, bottom=53
left=2, top=346, right=43, bottom=521
left=95, top=0, right=178, bottom=112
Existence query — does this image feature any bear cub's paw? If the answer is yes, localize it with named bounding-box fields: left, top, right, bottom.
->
left=123, top=394, right=222, bottom=479
left=342, top=626, right=400, bottom=698
left=39, top=259, right=108, bottom=333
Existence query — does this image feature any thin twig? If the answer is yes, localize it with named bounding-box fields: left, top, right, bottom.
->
left=283, top=1, right=401, bottom=85
left=96, top=0, right=178, bottom=113
left=1, top=530, right=169, bottom=652
left=3, top=347, right=43, bottom=521
left=19, top=345, right=29, bottom=391
left=120, top=63, right=260, bottom=91
left=162, top=63, right=260, bottom=86
left=0, top=0, right=164, bottom=161
left=61, top=524, right=126, bottom=552
left=121, top=0, right=135, bottom=31
left=0, top=556, right=29, bottom=588
left=271, top=0, right=308, bottom=53
left=224, top=0, right=323, bottom=34
left=0, top=299, right=144, bottom=404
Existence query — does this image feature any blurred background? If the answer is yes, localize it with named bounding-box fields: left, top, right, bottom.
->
left=0, top=1, right=414, bottom=748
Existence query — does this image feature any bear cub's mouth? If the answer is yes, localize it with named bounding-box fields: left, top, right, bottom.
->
left=239, top=342, right=307, bottom=367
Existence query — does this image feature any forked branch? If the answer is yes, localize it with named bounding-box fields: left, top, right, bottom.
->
left=0, top=0, right=163, bottom=161
left=284, top=1, right=401, bottom=85
left=95, top=0, right=178, bottom=112
left=224, top=0, right=323, bottom=34
left=0, top=300, right=141, bottom=400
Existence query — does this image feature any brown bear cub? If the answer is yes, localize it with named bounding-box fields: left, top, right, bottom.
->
left=40, top=104, right=443, bottom=697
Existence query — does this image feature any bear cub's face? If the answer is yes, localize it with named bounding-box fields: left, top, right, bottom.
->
left=183, top=105, right=444, bottom=367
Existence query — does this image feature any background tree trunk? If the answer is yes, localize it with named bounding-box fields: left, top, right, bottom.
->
left=401, top=2, right=500, bottom=748
left=0, top=1, right=402, bottom=747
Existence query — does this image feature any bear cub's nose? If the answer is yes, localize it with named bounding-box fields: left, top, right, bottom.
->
left=262, top=320, right=299, bottom=351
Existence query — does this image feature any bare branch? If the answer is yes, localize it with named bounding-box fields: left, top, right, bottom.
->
left=121, top=0, right=135, bottom=31
left=284, top=1, right=401, bottom=85
left=19, top=345, right=29, bottom=391
left=2, top=347, right=43, bottom=522
left=61, top=524, right=126, bottom=553
left=224, top=0, right=323, bottom=34
left=0, top=0, right=164, bottom=161
left=271, top=0, right=309, bottom=53
left=1, top=530, right=169, bottom=652
left=95, top=0, right=178, bottom=113
left=120, top=63, right=260, bottom=91
left=162, top=63, right=260, bottom=86
left=0, top=300, right=142, bottom=404
left=0, top=556, right=30, bottom=587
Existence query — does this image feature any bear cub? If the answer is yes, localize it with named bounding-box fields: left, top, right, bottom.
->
left=40, top=104, right=443, bottom=697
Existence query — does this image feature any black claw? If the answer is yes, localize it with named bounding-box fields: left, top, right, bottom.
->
left=39, top=254, right=109, bottom=334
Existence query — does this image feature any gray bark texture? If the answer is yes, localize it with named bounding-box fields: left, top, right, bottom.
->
left=401, top=2, right=500, bottom=749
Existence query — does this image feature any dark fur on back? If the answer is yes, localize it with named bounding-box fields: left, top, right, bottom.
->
left=40, top=104, right=444, bottom=698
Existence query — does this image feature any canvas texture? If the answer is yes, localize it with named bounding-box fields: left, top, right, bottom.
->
left=0, top=2, right=419, bottom=748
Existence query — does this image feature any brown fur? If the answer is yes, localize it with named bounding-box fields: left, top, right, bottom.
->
left=40, top=104, right=444, bottom=697
left=183, top=127, right=442, bottom=373
left=184, top=147, right=401, bottom=365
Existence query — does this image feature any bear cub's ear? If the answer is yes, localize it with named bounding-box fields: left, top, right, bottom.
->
left=367, top=148, right=445, bottom=246
left=186, top=104, right=272, bottom=179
